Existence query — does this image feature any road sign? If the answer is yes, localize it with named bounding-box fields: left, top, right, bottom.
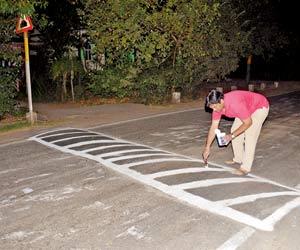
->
left=16, top=16, right=33, bottom=34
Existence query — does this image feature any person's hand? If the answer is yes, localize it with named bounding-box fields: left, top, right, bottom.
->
left=202, top=147, right=210, bottom=162
left=224, top=134, right=232, bottom=144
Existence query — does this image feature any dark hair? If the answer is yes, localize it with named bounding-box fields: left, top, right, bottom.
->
left=206, top=89, right=224, bottom=107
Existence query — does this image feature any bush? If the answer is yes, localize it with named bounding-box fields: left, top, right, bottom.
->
left=135, top=70, right=170, bottom=105
left=0, top=67, right=18, bottom=119
left=88, top=66, right=138, bottom=99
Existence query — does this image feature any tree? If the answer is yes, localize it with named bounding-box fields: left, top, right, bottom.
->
left=82, top=0, right=250, bottom=101
left=50, top=51, right=83, bottom=102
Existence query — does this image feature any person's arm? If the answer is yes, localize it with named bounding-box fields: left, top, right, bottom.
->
left=225, top=117, right=252, bottom=142
left=202, top=119, right=220, bottom=161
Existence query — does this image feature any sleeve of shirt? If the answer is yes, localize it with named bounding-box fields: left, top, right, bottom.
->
left=212, top=111, right=222, bottom=120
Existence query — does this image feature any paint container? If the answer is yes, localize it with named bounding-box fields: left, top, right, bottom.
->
left=215, top=129, right=228, bottom=147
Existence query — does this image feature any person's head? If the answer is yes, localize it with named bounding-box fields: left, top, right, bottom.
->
left=206, top=89, right=224, bottom=112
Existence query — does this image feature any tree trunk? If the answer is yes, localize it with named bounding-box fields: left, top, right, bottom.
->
left=62, top=72, right=68, bottom=102
left=70, top=69, right=74, bottom=102
left=246, top=55, right=252, bottom=84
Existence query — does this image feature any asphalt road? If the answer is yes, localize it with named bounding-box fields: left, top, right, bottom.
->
left=1, top=92, right=300, bottom=250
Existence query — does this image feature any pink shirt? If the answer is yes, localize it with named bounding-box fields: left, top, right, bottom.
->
left=212, top=90, right=269, bottom=120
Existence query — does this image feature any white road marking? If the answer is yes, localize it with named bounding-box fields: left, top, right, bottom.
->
left=172, top=178, right=266, bottom=189
left=217, top=197, right=300, bottom=250
left=29, top=128, right=300, bottom=232
left=147, top=167, right=226, bottom=179
left=121, top=158, right=200, bottom=168
left=48, top=134, right=100, bottom=143
left=217, top=227, right=256, bottom=250
left=64, top=139, right=117, bottom=149
left=217, top=191, right=300, bottom=206
left=109, top=153, right=174, bottom=162
left=83, top=143, right=133, bottom=153
left=99, top=148, right=162, bottom=158
left=263, top=196, right=300, bottom=227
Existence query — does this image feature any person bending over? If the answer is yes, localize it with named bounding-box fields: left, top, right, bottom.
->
left=202, top=89, right=269, bottom=175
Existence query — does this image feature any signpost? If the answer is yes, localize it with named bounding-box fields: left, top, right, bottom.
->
left=16, top=15, right=37, bottom=124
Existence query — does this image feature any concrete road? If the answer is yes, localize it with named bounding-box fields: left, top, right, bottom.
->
left=1, top=92, right=300, bottom=249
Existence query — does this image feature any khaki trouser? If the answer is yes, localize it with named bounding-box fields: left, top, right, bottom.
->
left=231, top=107, right=269, bottom=172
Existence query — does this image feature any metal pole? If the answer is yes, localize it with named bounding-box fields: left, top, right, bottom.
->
left=23, top=31, right=34, bottom=124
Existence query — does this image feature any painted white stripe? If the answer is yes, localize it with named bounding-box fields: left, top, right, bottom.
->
left=109, top=153, right=173, bottom=162
left=30, top=129, right=300, bottom=231
left=83, top=143, right=134, bottom=153
left=173, top=177, right=265, bottom=189
left=49, top=134, right=107, bottom=144
left=216, top=226, right=256, bottom=250
left=64, top=140, right=119, bottom=149
left=218, top=196, right=300, bottom=250
left=217, top=191, right=300, bottom=206
left=207, top=162, right=300, bottom=194
left=40, top=131, right=94, bottom=140
left=98, top=148, right=162, bottom=158
left=88, top=108, right=202, bottom=130
left=122, top=158, right=202, bottom=168
left=147, top=167, right=227, bottom=179
left=263, top=196, right=300, bottom=227
left=33, top=128, right=85, bottom=138
left=43, top=133, right=97, bottom=141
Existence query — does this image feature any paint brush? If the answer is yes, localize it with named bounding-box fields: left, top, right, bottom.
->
left=204, top=159, right=208, bottom=168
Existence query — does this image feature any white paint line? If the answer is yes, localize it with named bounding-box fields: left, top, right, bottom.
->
left=207, top=161, right=300, bottom=194
left=49, top=134, right=105, bottom=144
left=173, top=177, right=265, bottom=189
left=30, top=128, right=300, bottom=231
left=82, top=143, right=133, bottom=153
left=99, top=148, right=162, bottom=158
left=109, top=153, right=173, bottom=162
left=147, top=167, right=227, bottom=179
left=122, top=158, right=201, bottom=168
left=30, top=128, right=85, bottom=139
left=263, top=196, right=300, bottom=227
left=218, top=196, right=300, bottom=250
left=30, top=136, right=273, bottom=231
left=41, top=131, right=96, bottom=140
left=88, top=108, right=202, bottom=129
left=216, top=191, right=300, bottom=206
left=64, top=139, right=117, bottom=149
left=216, top=226, right=256, bottom=250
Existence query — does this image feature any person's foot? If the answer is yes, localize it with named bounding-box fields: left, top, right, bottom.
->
left=232, top=167, right=249, bottom=176
left=225, top=159, right=240, bottom=165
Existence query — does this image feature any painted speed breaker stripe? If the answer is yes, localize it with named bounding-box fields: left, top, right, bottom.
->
left=29, top=128, right=300, bottom=231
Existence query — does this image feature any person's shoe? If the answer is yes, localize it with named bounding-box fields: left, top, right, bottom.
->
left=232, top=167, right=249, bottom=176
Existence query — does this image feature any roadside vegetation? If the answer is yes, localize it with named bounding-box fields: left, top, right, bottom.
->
left=0, top=0, right=289, bottom=121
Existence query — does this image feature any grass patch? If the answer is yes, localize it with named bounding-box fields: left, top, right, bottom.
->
left=0, top=120, right=31, bottom=133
